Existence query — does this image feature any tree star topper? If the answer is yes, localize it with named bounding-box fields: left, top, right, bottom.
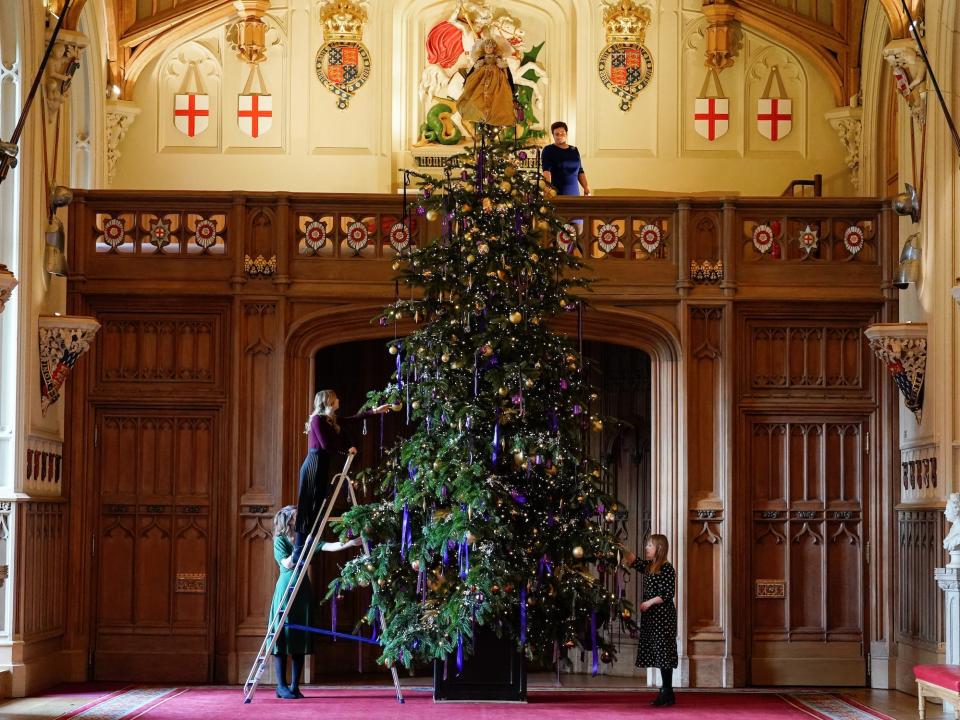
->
left=316, top=0, right=372, bottom=109
left=597, top=0, right=654, bottom=111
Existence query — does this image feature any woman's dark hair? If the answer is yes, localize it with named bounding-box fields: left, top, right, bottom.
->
left=550, top=121, right=568, bottom=133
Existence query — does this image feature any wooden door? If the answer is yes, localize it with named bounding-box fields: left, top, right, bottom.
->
left=748, top=415, right=868, bottom=686
left=92, top=409, right=218, bottom=681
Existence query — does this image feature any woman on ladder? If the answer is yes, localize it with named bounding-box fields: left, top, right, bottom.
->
left=270, top=505, right=361, bottom=699
left=292, top=389, right=392, bottom=566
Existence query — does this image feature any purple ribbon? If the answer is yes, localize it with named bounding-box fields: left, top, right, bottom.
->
left=332, top=581, right=339, bottom=640
left=400, top=503, right=409, bottom=559
left=396, top=348, right=403, bottom=388
left=520, top=586, right=527, bottom=645
left=492, top=421, right=500, bottom=463
left=591, top=611, right=599, bottom=676
left=456, top=633, right=464, bottom=673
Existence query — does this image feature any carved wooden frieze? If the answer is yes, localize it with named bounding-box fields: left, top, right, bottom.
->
left=749, top=322, right=865, bottom=393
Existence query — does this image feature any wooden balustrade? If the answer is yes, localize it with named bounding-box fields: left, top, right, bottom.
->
left=68, top=191, right=894, bottom=301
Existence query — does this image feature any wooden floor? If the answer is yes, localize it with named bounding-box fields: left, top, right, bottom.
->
left=0, top=685, right=946, bottom=720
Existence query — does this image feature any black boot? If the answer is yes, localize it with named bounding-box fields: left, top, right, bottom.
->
left=274, top=655, right=295, bottom=699
left=650, top=688, right=666, bottom=706
left=291, top=653, right=305, bottom=699
left=659, top=668, right=675, bottom=706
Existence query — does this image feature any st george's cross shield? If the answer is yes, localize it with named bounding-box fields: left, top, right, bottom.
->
left=237, top=94, right=272, bottom=138
left=694, top=97, right=729, bottom=141
left=173, top=93, right=209, bottom=137
left=892, top=66, right=911, bottom=99
left=756, top=65, right=792, bottom=142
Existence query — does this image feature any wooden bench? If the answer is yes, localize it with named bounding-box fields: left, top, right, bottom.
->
left=915, top=664, right=960, bottom=719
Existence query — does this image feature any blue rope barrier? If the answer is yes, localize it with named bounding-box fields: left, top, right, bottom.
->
left=286, top=623, right=380, bottom=646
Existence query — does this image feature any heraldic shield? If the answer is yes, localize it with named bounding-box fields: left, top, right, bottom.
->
left=756, top=65, right=792, bottom=141
left=694, top=97, right=729, bottom=141
left=237, top=64, right=272, bottom=139
left=316, top=40, right=371, bottom=109
left=174, top=93, right=210, bottom=138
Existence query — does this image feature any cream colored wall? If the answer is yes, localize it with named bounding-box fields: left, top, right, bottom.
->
left=113, top=0, right=853, bottom=196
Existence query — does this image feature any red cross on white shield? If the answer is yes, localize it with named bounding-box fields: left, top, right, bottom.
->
left=694, top=97, right=729, bottom=141
left=173, top=94, right=210, bottom=137
left=238, top=94, right=273, bottom=139
left=757, top=97, right=792, bottom=141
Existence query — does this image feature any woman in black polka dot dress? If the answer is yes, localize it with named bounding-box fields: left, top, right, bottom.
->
left=623, top=534, right=678, bottom=707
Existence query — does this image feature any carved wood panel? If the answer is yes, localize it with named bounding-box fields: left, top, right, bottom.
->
left=745, top=320, right=870, bottom=398
left=93, top=411, right=217, bottom=681
left=97, top=314, right=221, bottom=390
left=747, top=416, right=866, bottom=673
left=896, top=510, right=945, bottom=649
left=239, top=303, right=281, bottom=503
left=17, top=501, right=67, bottom=640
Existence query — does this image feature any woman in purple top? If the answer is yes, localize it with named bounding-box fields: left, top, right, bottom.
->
left=292, top=389, right=390, bottom=565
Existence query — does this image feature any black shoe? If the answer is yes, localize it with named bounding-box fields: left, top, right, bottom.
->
left=651, top=690, right=666, bottom=706
left=660, top=691, right=675, bottom=707
left=291, top=686, right=305, bottom=699
left=276, top=685, right=295, bottom=700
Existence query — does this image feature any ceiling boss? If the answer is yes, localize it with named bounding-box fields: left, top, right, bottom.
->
left=316, top=0, right=372, bottom=109
left=597, top=0, right=654, bottom=111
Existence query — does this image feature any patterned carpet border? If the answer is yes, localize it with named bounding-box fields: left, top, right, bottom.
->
left=781, top=693, right=897, bottom=720
left=55, top=687, right=186, bottom=720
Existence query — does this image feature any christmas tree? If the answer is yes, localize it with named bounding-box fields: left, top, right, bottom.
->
left=334, top=126, right=635, bottom=671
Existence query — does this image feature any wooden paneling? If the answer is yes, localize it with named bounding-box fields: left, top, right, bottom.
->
left=17, top=502, right=67, bottom=640
left=896, top=510, right=944, bottom=651
left=93, top=411, right=218, bottom=681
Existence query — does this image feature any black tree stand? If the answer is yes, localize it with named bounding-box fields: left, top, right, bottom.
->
left=433, top=627, right=527, bottom=702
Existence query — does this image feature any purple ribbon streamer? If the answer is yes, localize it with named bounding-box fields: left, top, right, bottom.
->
left=401, top=503, right=409, bottom=559
left=492, top=421, right=500, bottom=463
left=332, top=581, right=339, bottom=640
left=591, top=611, right=599, bottom=676
left=456, top=633, right=464, bottom=673
left=520, top=586, right=527, bottom=645
left=396, top=348, right=403, bottom=388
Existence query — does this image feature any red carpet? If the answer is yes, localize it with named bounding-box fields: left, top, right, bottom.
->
left=41, top=687, right=885, bottom=720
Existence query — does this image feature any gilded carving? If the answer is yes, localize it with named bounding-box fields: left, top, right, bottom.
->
left=755, top=579, right=785, bottom=599
left=598, top=0, right=654, bottom=111
left=0, top=264, right=17, bottom=314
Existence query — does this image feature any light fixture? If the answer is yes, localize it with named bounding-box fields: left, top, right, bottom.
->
left=893, top=233, right=921, bottom=289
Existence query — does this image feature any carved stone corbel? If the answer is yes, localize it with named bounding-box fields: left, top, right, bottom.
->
left=882, top=38, right=927, bottom=125
left=0, top=264, right=17, bottom=314
left=105, top=99, right=140, bottom=185
left=864, top=322, right=927, bottom=423
left=39, top=315, right=100, bottom=415
left=701, top=0, right=739, bottom=70
left=824, top=105, right=863, bottom=190
left=43, top=28, right=87, bottom=117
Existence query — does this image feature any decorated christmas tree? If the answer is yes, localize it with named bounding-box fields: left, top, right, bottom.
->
left=334, top=127, right=635, bottom=671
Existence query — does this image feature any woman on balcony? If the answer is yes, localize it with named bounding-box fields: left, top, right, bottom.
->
left=541, top=121, right=591, bottom=197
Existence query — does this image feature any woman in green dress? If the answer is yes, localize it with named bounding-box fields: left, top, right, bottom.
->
left=270, top=505, right=361, bottom=699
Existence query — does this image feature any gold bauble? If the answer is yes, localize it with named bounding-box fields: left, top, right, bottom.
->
left=426, top=209, right=439, bottom=221
left=530, top=317, right=541, bottom=325
left=433, top=460, right=441, bottom=470
left=466, top=254, right=476, bottom=264
left=500, top=181, right=512, bottom=193
left=605, top=511, right=617, bottom=522
left=482, top=198, right=493, bottom=212
left=572, top=545, right=585, bottom=559
left=537, top=220, right=550, bottom=231
left=481, top=343, right=494, bottom=357
left=451, top=360, right=463, bottom=369
left=461, top=204, right=472, bottom=213
left=441, top=353, right=450, bottom=362
left=365, top=562, right=375, bottom=572
left=539, top=206, right=548, bottom=214
left=621, top=608, right=632, bottom=619
left=478, top=243, right=489, bottom=254
left=392, top=261, right=401, bottom=271
left=498, top=386, right=508, bottom=396
left=544, top=187, right=557, bottom=200
left=591, top=418, right=603, bottom=431
left=390, top=403, right=403, bottom=412
left=411, top=400, right=421, bottom=409
left=525, top=378, right=535, bottom=388
left=505, top=165, right=517, bottom=177
left=509, top=311, right=522, bottom=324
left=513, top=451, right=525, bottom=466
left=464, top=183, right=475, bottom=193
left=388, top=345, right=399, bottom=355
left=496, top=270, right=507, bottom=280
left=529, top=253, right=539, bottom=263
left=378, top=578, right=386, bottom=587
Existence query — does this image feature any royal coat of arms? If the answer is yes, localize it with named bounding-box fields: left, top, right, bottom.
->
left=316, top=0, right=372, bottom=109
left=597, top=0, right=654, bottom=111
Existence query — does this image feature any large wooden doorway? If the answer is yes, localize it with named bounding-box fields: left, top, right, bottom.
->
left=91, top=408, right=219, bottom=682
left=746, top=415, right=869, bottom=685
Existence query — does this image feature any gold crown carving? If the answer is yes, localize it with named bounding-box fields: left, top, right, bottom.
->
left=602, top=0, right=651, bottom=44
left=320, top=0, right=368, bottom=41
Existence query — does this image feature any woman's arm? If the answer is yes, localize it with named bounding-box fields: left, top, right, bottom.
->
left=578, top=171, right=590, bottom=196
left=319, top=538, right=363, bottom=552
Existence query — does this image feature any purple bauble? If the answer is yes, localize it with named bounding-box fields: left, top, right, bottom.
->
left=560, top=379, right=569, bottom=390
left=572, top=404, right=582, bottom=415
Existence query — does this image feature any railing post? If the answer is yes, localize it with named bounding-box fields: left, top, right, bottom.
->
left=721, top=200, right=737, bottom=297
left=230, top=193, right=247, bottom=292
left=273, top=193, right=291, bottom=291
left=676, top=200, right=692, bottom=297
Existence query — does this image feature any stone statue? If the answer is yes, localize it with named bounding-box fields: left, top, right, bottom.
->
left=943, top=493, right=960, bottom=552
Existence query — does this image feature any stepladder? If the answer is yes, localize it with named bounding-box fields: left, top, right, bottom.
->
left=241, top=453, right=404, bottom=703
